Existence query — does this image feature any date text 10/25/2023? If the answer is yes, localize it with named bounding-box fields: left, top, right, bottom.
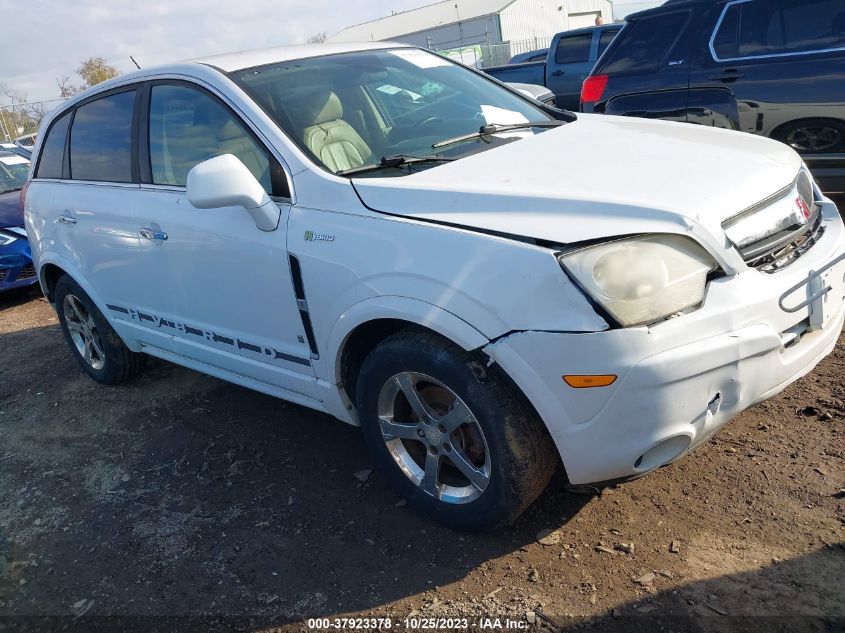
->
left=306, top=616, right=531, bottom=630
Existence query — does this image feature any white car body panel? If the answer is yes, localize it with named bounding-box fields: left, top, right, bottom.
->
left=24, top=44, right=845, bottom=486
left=352, top=114, right=803, bottom=258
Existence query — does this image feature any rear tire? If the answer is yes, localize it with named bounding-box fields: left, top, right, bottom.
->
left=356, top=329, right=557, bottom=531
left=54, top=275, right=144, bottom=384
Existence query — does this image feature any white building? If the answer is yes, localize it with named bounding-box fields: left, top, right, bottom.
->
left=327, top=0, right=614, bottom=63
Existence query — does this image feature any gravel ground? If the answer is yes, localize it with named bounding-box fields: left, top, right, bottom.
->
left=0, top=286, right=843, bottom=633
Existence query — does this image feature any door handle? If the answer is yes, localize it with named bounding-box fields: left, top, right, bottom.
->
left=710, top=70, right=745, bottom=82
left=551, top=70, right=565, bottom=77
left=140, top=227, right=168, bottom=241
left=57, top=215, right=76, bottom=225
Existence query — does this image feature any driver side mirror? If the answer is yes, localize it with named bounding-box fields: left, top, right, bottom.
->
left=186, top=154, right=280, bottom=232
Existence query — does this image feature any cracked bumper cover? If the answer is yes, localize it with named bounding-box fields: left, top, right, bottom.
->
left=485, top=201, right=845, bottom=485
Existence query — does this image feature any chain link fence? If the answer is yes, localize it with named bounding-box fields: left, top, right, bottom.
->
left=0, top=104, right=44, bottom=144
left=431, top=37, right=552, bottom=69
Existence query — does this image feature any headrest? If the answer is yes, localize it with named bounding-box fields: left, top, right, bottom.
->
left=298, top=90, right=344, bottom=127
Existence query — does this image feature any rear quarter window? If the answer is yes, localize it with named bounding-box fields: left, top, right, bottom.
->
left=35, top=111, right=71, bottom=179
left=598, top=29, right=621, bottom=58
left=598, top=10, right=692, bottom=75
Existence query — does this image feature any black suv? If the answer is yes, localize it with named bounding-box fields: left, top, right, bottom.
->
left=581, top=0, right=845, bottom=193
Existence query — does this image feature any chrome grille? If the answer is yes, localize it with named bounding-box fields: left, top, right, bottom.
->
left=744, top=211, right=825, bottom=274
left=723, top=171, right=824, bottom=274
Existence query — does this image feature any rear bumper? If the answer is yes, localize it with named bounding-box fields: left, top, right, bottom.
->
left=486, top=199, right=845, bottom=484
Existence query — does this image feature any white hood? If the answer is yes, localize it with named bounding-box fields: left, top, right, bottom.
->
left=352, top=114, right=803, bottom=245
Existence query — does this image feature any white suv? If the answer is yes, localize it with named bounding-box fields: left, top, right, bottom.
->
left=24, top=43, right=845, bottom=530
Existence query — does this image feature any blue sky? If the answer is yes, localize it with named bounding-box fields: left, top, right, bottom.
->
left=1, top=0, right=663, bottom=104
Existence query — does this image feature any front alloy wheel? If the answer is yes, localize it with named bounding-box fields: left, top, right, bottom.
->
left=357, top=330, right=558, bottom=531
left=378, top=372, right=491, bottom=504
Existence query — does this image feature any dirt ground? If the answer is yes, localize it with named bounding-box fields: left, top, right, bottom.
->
left=0, top=281, right=843, bottom=633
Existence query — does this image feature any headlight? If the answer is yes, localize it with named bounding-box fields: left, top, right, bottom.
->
left=559, top=234, right=717, bottom=327
left=0, top=230, right=20, bottom=247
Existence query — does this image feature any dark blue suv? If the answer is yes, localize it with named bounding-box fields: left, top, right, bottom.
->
left=581, top=0, right=845, bottom=193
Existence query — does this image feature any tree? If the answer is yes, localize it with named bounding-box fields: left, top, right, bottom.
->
left=76, top=57, right=120, bottom=88
left=55, top=57, right=121, bottom=98
left=56, top=76, right=77, bottom=99
left=307, top=32, right=327, bottom=44
left=0, top=57, right=120, bottom=141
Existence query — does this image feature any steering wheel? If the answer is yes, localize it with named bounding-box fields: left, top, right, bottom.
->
left=412, top=116, right=445, bottom=131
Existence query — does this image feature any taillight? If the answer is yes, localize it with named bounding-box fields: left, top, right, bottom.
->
left=581, top=74, right=609, bottom=105
left=20, top=181, right=29, bottom=210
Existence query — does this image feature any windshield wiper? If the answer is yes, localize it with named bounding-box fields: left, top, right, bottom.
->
left=432, top=121, right=565, bottom=150
left=338, top=154, right=455, bottom=176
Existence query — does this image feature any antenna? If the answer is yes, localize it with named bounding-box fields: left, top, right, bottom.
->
left=130, top=56, right=141, bottom=70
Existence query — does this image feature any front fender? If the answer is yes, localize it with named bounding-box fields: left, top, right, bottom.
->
left=321, top=295, right=490, bottom=387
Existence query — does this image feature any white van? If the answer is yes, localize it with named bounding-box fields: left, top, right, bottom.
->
left=24, top=43, right=845, bottom=529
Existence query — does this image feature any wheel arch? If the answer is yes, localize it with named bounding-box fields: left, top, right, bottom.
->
left=36, top=255, right=116, bottom=329
left=40, top=262, right=67, bottom=303
left=326, top=296, right=491, bottom=415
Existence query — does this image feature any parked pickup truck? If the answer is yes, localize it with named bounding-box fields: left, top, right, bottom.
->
left=485, top=24, right=621, bottom=110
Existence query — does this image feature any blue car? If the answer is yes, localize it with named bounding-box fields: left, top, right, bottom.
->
left=0, top=151, right=37, bottom=292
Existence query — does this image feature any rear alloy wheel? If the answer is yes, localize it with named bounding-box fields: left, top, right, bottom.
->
left=62, top=293, right=106, bottom=371
left=54, top=275, right=144, bottom=384
left=787, top=126, right=841, bottom=152
left=775, top=119, right=845, bottom=154
left=357, top=330, right=557, bottom=531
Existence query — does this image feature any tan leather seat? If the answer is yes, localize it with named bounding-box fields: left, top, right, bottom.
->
left=297, top=91, right=372, bottom=172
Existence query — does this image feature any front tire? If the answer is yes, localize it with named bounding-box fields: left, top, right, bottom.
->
left=54, top=275, right=144, bottom=384
left=356, top=330, right=557, bottom=531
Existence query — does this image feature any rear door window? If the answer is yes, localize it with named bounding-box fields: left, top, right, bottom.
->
left=69, top=90, right=136, bottom=182
left=554, top=33, right=593, bottom=64
left=600, top=11, right=691, bottom=74
left=35, top=111, right=71, bottom=179
left=713, top=0, right=845, bottom=60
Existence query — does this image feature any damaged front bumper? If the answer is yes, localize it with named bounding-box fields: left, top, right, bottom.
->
left=485, top=198, right=845, bottom=485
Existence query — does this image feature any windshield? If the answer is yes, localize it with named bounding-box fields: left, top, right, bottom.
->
left=230, top=48, right=562, bottom=177
left=0, top=155, right=29, bottom=193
